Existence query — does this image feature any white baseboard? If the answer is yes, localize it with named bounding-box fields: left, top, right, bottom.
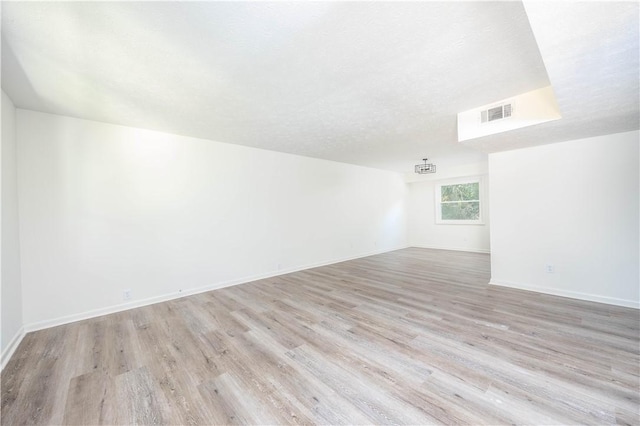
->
left=411, top=244, right=490, bottom=254
left=489, top=279, right=639, bottom=309
left=24, top=245, right=410, bottom=333
left=1, top=326, right=25, bottom=371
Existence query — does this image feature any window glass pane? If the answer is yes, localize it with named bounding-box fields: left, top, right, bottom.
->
left=441, top=201, right=480, bottom=220
left=440, top=183, right=479, bottom=202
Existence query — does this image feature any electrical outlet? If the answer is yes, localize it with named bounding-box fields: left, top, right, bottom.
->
left=122, top=289, right=132, bottom=300
left=545, top=264, right=555, bottom=273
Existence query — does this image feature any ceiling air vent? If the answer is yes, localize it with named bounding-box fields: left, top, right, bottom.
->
left=480, top=103, right=513, bottom=123
left=458, top=86, right=561, bottom=142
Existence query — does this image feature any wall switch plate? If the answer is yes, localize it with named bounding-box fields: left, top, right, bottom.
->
left=123, top=289, right=132, bottom=300
left=545, top=264, right=555, bottom=273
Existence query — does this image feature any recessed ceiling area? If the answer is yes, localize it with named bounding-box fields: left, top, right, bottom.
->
left=457, top=86, right=562, bottom=142
left=460, top=1, right=639, bottom=153
left=1, top=1, right=638, bottom=173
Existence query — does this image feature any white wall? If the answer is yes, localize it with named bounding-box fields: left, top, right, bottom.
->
left=1, top=90, right=24, bottom=364
left=17, top=110, right=408, bottom=329
left=489, top=131, right=639, bottom=308
left=407, top=162, right=490, bottom=253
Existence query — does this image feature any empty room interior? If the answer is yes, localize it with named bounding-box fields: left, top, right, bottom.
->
left=1, top=1, right=639, bottom=425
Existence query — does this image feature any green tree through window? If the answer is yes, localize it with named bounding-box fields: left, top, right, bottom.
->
left=440, top=182, right=480, bottom=221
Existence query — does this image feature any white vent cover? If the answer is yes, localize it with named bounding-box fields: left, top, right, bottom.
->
left=458, top=86, right=561, bottom=142
left=480, top=103, right=513, bottom=123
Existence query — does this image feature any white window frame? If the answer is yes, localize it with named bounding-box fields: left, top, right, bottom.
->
left=435, top=176, right=485, bottom=225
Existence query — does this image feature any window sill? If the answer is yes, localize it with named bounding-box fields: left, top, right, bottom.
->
left=435, top=220, right=485, bottom=225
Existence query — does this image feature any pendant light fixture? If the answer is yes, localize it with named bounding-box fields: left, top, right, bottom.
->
left=415, top=158, right=436, bottom=174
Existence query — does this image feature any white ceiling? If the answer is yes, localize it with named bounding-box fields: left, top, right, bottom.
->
left=1, top=1, right=638, bottom=173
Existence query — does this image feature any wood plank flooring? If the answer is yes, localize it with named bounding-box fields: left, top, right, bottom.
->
left=2, top=248, right=639, bottom=425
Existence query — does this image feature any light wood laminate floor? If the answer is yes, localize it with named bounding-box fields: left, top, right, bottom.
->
left=2, top=248, right=639, bottom=425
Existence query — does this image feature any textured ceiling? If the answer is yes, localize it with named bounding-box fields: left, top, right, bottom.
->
left=460, top=1, right=639, bottom=153
left=1, top=2, right=637, bottom=173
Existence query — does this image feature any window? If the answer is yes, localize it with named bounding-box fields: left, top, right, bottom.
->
left=435, top=177, right=484, bottom=224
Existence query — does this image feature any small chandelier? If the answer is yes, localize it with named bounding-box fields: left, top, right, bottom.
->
left=415, top=158, right=436, bottom=174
